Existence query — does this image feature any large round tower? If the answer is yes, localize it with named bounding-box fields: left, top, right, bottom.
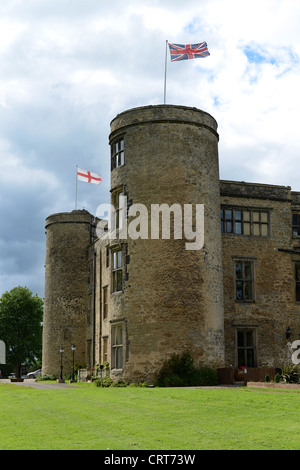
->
left=108, top=105, right=225, bottom=382
left=42, top=210, right=94, bottom=377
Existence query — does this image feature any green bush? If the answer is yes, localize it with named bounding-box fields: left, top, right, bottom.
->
left=94, top=376, right=113, bottom=388
left=154, top=351, right=219, bottom=387
left=128, top=382, right=149, bottom=387
left=265, top=374, right=270, bottom=382
left=275, top=373, right=281, bottom=383
left=94, top=377, right=150, bottom=388
left=281, top=362, right=300, bottom=384
left=110, top=380, right=128, bottom=387
left=36, top=374, right=56, bottom=381
left=190, top=367, right=219, bottom=386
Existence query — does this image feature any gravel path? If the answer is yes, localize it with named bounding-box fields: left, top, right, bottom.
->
left=0, top=378, right=79, bottom=389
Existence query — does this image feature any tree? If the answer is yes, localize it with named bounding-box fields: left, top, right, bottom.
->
left=0, top=286, right=43, bottom=377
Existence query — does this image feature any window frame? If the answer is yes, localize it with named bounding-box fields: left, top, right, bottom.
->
left=111, top=324, right=123, bottom=369
left=111, top=189, right=124, bottom=233
left=103, top=286, right=108, bottom=319
left=292, top=213, right=300, bottom=237
left=234, top=259, right=255, bottom=302
left=112, top=249, right=123, bottom=293
left=111, top=137, right=125, bottom=170
left=236, top=328, right=257, bottom=368
left=105, top=246, right=110, bottom=268
left=102, top=336, right=108, bottom=364
left=221, top=206, right=270, bottom=237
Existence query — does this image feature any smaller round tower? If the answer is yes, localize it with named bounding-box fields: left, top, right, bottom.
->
left=42, top=210, right=95, bottom=377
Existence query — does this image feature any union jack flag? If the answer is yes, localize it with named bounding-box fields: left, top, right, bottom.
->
left=168, top=42, right=210, bottom=62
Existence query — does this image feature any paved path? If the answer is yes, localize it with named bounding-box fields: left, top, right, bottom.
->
left=0, top=379, right=79, bottom=389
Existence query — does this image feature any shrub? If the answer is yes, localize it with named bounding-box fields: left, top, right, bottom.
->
left=128, top=382, right=149, bottom=387
left=94, top=376, right=113, bottom=388
left=36, top=374, right=56, bottom=381
left=265, top=374, right=270, bottom=382
left=281, top=362, right=300, bottom=384
left=154, top=351, right=219, bottom=387
left=110, top=380, right=128, bottom=387
left=94, top=377, right=149, bottom=388
left=190, top=367, right=219, bottom=386
left=274, top=373, right=281, bottom=383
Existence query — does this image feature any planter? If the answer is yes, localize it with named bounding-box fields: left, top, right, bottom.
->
left=234, top=369, right=245, bottom=382
left=10, top=378, right=24, bottom=382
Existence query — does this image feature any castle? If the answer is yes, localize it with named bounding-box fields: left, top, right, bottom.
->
left=42, top=105, right=300, bottom=382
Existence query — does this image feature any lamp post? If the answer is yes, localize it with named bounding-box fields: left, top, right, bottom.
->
left=58, top=346, right=65, bottom=383
left=71, top=344, right=76, bottom=382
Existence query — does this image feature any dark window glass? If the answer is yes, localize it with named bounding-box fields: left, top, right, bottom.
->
left=112, top=250, right=122, bottom=293
left=293, top=214, right=300, bottom=236
left=237, top=329, right=256, bottom=367
left=235, top=261, right=254, bottom=301
left=111, top=138, right=125, bottom=170
left=221, top=207, right=269, bottom=236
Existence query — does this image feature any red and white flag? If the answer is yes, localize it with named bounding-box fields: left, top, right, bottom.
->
left=77, top=167, right=101, bottom=185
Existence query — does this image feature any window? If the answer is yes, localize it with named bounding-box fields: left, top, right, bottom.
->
left=111, top=137, right=125, bottom=170
left=295, top=263, right=300, bottom=302
left=103, top=337, right=108, bottom=363
left=221, top=207, right=269, bottom=236
left=106, top=246, right=110, bottom=268
left=236, top=329, right=256, bottom=367
left=103, top=286, right=108, bottom=319
left=292, top=214, right=300, bottom=236
left=112, top=249, right=122, bottom=292
left=111, top=325, right=123, bottom=369
left=87, top=339, right=92, bottom=367
left=235, top=260, right=254, bottom=302
left=111, top=190, right=124, bottom=232
left=221, top=208, right=242, bottom=234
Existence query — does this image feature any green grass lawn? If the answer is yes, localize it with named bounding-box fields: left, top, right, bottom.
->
left=0, top=383, right=299, bottom=450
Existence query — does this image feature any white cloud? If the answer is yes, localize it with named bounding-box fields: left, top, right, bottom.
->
left=1, top=0, right=300, bottom=296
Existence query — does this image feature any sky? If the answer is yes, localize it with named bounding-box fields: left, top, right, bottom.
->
left=0, top=0, right=300, bottom=299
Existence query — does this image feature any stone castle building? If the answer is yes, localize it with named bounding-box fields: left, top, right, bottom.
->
left=42, top=105, right=300, bottom=382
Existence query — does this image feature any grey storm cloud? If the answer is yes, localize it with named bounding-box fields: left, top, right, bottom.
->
left=1, top=0, right=300, bottom=297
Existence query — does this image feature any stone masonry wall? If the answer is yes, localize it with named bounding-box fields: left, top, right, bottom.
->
left=42, top=210, right=95, bottom=377
left=220, top=181, right=300, bottom=368
left=107, top=105, right=225, bottom=382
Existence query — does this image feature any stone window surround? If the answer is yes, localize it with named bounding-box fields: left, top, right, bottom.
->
left=111, top=187, right=124, bottom=233
left=292, top=212, right=300, bottom=237
left=233, top=325, right=258, bottom=368
left=111, top=322, right=124, bottom=370
left=102, top=336, right=108, bottom=364
left=111, top=246, right=123, bottom=294
left=221, top=206, right=271, bottom=237
left=232, top=256, right=256, bottom=303
left=105, top=246, right=110, bottom=268
left=111, top=136, right=125, bottom=170
left=102, top=285, right=108, bottom=319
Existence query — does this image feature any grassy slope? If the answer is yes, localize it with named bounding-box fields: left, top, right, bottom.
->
left=0, top=384, right=299, bottom=450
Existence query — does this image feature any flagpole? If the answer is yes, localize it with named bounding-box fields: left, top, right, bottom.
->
left=164, top=40, right=168, bottom=104
left=75, top=165, right=78, bottom=210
